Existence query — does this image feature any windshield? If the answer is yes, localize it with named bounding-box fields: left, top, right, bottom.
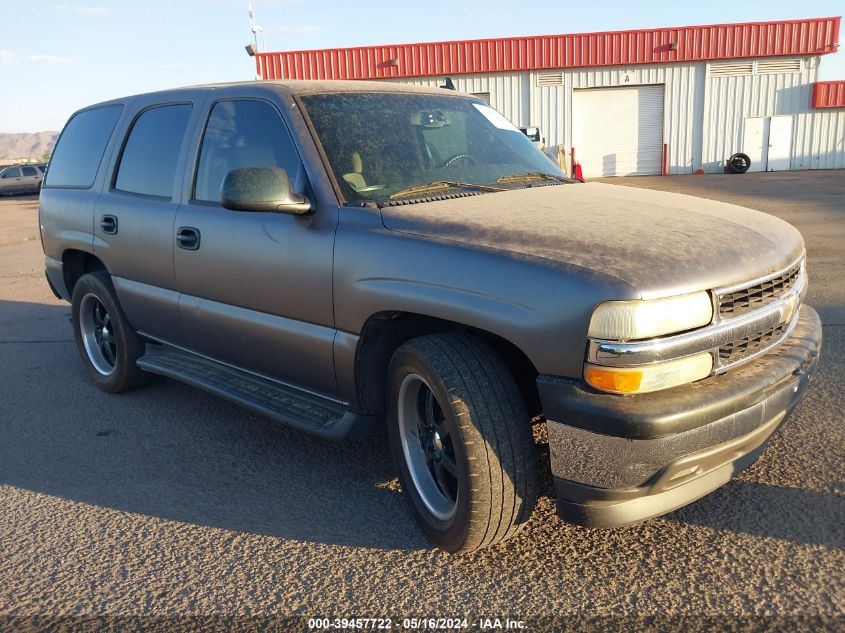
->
left=299, top=92, right=572, bottom=204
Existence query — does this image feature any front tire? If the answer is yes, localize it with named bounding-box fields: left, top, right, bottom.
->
left=387, top=333, right=538, bottom=553
left=71, top=271, right=150, bottom=393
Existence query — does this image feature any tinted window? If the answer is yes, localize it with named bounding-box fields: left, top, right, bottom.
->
left=2, top=168, right=21, bottom=178
left=194, top=100, right=302, bottom=203
left=22, top=166, right=38, bottom=176
left=45, top=105, right=122, bottom=188
left=115, top=104, right=192, bottom=198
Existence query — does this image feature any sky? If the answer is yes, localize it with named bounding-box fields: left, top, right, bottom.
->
left=1, top=0, right=843, bottom=133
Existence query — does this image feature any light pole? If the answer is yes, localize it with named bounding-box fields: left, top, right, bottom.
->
left=247, top=0, right=265, bottom=52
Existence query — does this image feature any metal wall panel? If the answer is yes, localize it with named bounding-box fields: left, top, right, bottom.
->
left=792, top=111, right=845, bottom=170
left=256, top=17, right=840, bottom=81
left=700, top=57, right=818, bottom=171
left=812, top=81, right=845, bottom=108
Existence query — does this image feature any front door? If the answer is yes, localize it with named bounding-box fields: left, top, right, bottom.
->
left=174, top=98, right=338, bottom=397
left=0, top=167, right=24, bottom=193
left=742, top=117, right=768, bottom=172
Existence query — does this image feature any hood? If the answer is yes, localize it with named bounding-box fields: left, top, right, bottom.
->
left=380, top=182, right=805, bottom=299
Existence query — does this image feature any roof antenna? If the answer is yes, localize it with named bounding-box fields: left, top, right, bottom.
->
left=440, top=77, right=456, bottom=90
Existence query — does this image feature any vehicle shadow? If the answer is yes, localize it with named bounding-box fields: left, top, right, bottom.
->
left=0, top=193, right=39, bottom=203
left=2, top=297, right=842, bottom=552
left=0, top=298, right=427, bottom=551
left=663, top=479, right=845, bottom=549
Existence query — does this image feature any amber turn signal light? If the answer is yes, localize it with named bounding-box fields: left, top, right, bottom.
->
left=584, top=366, right=644, bottom=393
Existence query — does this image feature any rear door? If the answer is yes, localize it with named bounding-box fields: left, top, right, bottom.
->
left=94, top=99, right=197, bottom=339
left=174, top=97, right=338, bottom=396
left=21, top=166, right=42, bottom=192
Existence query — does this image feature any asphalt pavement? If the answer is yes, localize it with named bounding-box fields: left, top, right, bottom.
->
left=0, top=171, right=843, bottom=631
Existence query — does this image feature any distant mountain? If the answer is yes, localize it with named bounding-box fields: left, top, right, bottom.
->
left=0, top=131, right=59, bottom=162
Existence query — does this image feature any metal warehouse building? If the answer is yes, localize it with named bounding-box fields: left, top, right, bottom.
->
left=255, top=17, right=845, bottom=178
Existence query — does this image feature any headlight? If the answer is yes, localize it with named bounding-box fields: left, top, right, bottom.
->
left=588, top=291, right=713, bottom=341
left=584, top=352, right=713, bottom=394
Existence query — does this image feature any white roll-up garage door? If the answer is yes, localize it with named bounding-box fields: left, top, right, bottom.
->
left=572, top=85, right=665, bottom=177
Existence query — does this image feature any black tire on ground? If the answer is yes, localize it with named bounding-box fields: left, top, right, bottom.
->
left=727, top=152, right=751, bottom=174
left=71, top=271, right=151, bottom=393
left=386, top=332, right=538, bottom=553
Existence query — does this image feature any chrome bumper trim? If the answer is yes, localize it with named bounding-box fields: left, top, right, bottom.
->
left=588, top=262, right=806, bottom=373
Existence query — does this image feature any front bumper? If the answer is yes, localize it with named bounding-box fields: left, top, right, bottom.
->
left=539, top=305, right=822, bottom=528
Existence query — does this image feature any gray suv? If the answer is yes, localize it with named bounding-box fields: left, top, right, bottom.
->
left=39, top=81, right=822, bottom=552
left=0, top=163, right=44, bottom=194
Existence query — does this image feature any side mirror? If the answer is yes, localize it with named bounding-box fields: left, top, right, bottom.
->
left=519, top=127, right=542, bottom=143
left=221, top=167, right=312, bottom=215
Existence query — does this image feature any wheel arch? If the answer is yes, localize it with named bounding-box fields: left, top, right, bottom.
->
left=353, top=311, right=541, bottom=419
left=62, top=249, right=107, bottom=298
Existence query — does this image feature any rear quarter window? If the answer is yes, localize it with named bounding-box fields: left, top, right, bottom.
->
left=45, top=105, right=123, bottom=188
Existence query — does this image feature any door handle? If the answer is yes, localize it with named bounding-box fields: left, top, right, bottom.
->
left=176, top=226, right=201, bottom=251
left=100, top=214, right=118, bottom=235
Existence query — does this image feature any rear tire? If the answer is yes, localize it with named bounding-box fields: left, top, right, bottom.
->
left=386, top=332, right=538, bottom=553
left=71, top=271, right=151, bottom=393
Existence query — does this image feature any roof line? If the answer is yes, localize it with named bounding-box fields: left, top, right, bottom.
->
left=259, top=16, right=841, bottom=57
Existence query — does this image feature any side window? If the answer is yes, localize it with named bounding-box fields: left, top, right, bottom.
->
left=2, top=168, right=21, bottom=178
left=114, top=104, right=192, bottom=198
left=194, top=100, right=302, bottom=203
left=22, top=166, right=38, bottom=177
left=45, top=105, right=122, bottom=188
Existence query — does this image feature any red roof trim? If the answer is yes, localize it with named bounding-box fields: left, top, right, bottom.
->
left=812, top=81, right=845, bottom=108
left=257, top=17, right=841, bottom=81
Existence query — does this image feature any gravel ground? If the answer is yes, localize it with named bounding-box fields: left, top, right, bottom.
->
left=0, top=171, right=843, bottom=632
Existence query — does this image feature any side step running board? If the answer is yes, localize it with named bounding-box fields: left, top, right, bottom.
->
left=137, top=346, right=377, bottom=441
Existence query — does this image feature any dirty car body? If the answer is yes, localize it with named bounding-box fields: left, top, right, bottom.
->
left=39, top=80, right=821, bottom=551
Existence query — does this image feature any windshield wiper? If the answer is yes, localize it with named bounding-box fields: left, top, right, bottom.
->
left=496, top=171, right=569, bottom=184
left=389, top=180, right=507, bottom=200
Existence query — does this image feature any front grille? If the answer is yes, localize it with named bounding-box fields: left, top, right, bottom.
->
left=588, top=256, right=806, bottom=376
left=719, top=324, right=786, bottom=364
left=719, top=263, right=801, bottom=317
